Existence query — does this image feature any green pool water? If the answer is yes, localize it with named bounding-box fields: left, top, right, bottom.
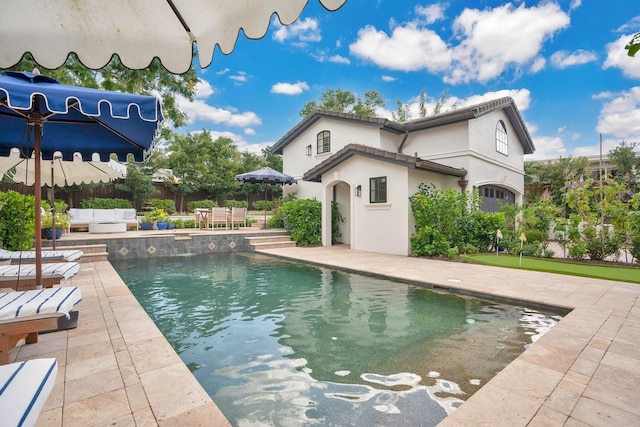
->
left=112, top=252, right=561, bottom=426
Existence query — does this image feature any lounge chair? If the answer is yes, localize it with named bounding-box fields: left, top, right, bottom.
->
left=0, top=358, right=58, bottom=426
left=0, top=248, right=83, bottom=264
left=0, top=286, right=82, bottom=364
left=0, top=262, right=80, bottom=291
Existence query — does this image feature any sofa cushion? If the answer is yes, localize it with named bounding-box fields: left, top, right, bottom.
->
left=114, top=208, right=137, bottom=222
left=93, top=209, right=117, bottom=223
left=70, top=208, right=94, bottom=223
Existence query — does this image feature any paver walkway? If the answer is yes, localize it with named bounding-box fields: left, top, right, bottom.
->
left=8, top=243, right=640, bottom=426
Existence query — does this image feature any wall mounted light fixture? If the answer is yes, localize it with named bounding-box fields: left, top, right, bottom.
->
left=355, top=185, right=362, bottom=197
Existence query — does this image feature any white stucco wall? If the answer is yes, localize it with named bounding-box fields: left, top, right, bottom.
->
left=321, top=156, right=411, bottom=256
left=281, top=118, right=385, bottom=201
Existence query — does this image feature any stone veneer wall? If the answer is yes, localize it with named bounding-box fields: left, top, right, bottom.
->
left=47, top=232, right=282, bottom=260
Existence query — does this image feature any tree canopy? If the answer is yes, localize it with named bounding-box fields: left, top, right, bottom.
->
left=300, top=88, right=385, bottom=117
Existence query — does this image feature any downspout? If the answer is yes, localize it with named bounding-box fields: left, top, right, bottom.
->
left=398, top=129, right=409, bottom=154
left=457, top=169, right=468, bottom=192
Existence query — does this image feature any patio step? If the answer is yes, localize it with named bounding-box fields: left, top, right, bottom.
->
left=245, top=235, right=297, bottom=250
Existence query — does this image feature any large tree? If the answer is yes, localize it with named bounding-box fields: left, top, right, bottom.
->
left=608, top=140, right=640, bottom=192
left=300, top=88, right=385, bottom=117
left=166, top=131, right=241, bottom=203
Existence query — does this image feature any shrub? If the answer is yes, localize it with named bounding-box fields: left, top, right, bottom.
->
left=0, top=190, right=35, bottom=250
left=224, top=199, right=248, bottom=208
left=186, top=200, right=217, bottom=211
left=81, top=197, right=133, bottom=209
left=149, top=199, right=176, bottom=214
left=252, top=200, right=274, bottom=211
left=281, top=198, right=322, bottom=246
left=145, top=208, right=169, bottom=222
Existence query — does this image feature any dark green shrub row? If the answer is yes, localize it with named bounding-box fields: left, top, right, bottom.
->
left=186, top=200, right=217, bottom=211
left=252, top=200, right=274, bottom=211
left=81, top=197, right=133, bottom=209
left=224, top=200, right=249, bottom=208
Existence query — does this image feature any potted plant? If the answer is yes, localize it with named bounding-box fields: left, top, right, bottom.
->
left=145, top=208, right=169, bottom=230
left=41, top=211, right=70, bottom=240
left=139, top=215, right=154, bottom=230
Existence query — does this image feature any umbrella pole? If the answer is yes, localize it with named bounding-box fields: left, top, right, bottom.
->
left=33, top=111, right=43, bottom=288
left=263, top=186, right=267, bottom=229
left=50, top=161, right=56, bottom=250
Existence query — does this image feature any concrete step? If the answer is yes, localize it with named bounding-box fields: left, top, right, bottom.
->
left=245, top=235, right=291, bottom=244
left=251, top=241, right=297, bottom=250
left=246, top=234, right=296, bottom=250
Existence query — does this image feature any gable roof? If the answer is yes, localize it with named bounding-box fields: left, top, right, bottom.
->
left=272, top=96, right=535, bottom=155
left=303, top=143, right=467, bottom=182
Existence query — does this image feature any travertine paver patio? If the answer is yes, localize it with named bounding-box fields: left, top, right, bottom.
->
left=8, top=243, right=640, bottom=426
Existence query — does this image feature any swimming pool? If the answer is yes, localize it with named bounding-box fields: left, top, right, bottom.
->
left=113, top=252, right=561, bottom=426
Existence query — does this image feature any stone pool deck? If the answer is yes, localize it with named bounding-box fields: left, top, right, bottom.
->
left=8, top=243, right=640, bottom=426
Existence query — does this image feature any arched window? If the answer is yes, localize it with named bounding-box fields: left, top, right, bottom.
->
left=317, top=130, right=330, bottom=154
left=496, top=120, right=508, bottom=155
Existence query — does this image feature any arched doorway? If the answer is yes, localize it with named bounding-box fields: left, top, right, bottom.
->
left=478, top=184, right=515, bottom=212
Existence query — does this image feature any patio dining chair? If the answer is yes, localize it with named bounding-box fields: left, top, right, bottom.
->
left=211, top=207, right=229, bottom=229
left=230, top=207, right=247, bottom=229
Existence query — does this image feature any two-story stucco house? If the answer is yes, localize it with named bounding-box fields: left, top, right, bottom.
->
left=272, top=97, right=534, bottom=256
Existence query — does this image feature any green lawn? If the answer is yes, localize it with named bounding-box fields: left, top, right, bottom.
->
left=466, top=254, right=640, bottom=284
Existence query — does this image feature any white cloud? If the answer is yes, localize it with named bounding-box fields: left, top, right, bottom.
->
left=524, top=135, right=567, bottom=161
left=458, top=88, right=532, bottom=111
left=244, top=128, right=256, bottom=136
left=447, top=3, right=570, bottom=84
left=272, top=17, right=321, bottom=44
left=530, top=56, right=546, bottom=73
left=348, top=3, right=569, bottom=85
left=270, top=81, right=310, bottom=95
left=176, top=97, right=262, bottom=128
left=550, top=49, right=597, bottom=68
left=216, top=68, right=230, bottom=76
left=415, top=4, right=446, bottom=25
left=570, top=0, right=582, bottom=11
left=596, top=87, right=640, bottom=139
left=198, top=130, right=272, bottom=154
left=615, top=16, right=640, bottom=33
left=381, top=75, right=396, bottom=82
left=349, top=24, right=451, bottom=72
left=603, top=34, right=640, bottom=79
left=194, top=80, right=214, bottom=98
left=229, top=71, right=249, bottom=84
left=328, top=55, right=350, bottom=64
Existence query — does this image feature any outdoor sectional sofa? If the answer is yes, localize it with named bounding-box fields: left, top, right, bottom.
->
left=67, top=208, right=139, bottom=232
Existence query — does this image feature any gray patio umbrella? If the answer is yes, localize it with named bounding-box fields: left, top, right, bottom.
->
left=235, top=167, right=296, bottom=229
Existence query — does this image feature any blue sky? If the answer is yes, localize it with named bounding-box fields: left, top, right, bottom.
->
left=177, top=0, right=640, bottom=161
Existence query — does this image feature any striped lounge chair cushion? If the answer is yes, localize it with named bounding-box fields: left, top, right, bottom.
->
left=0, top=249, right=83, bottom=262
left=0, top=287, right=82, bottom=321
left=0, top=358, right=58, bottom=427
left=0, top=262, right=80, bottom=282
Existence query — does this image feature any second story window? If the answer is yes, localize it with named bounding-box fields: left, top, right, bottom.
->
left=317, top=130, right=330, bottom=154
left=496, top=120, right=508, bottom=156
left=370, top=176, right=387, bottom=203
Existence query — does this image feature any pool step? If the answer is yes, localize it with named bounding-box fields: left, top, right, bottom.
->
left=245, top=235, right=297, bottom=250
left=41, top=243, right=108, bottom=263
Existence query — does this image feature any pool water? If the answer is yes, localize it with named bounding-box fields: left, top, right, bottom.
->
left=112, top=252, right=561, bottom=426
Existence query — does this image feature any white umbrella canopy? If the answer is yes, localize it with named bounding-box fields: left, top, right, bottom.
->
left=0, top=0, right=347, bottom=74
left=0, top=149, right=124, bottom=187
